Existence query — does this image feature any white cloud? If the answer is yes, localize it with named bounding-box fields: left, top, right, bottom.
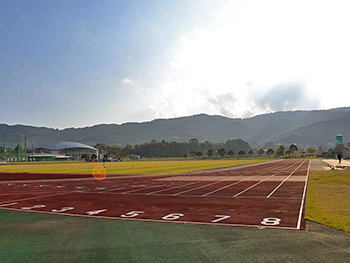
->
left=121, top=78, right=134, bottom=85
left=144, top=0, right=350, bottom=120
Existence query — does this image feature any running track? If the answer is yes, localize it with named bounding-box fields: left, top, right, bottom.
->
left=0, top=159, right=310, bottom=230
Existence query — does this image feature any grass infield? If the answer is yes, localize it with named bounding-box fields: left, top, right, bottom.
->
left=306, top=170, right=350, bottom=232
left=0, top=159, right=269, bottom=175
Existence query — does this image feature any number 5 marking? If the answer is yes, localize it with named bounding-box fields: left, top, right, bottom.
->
left=211, top=215, right=231, bottom=223
left=121, top=211, right=145, bottom=218
left=51, top=207, right=74, bottom=213
left=261, top=217, right=281, bottom=226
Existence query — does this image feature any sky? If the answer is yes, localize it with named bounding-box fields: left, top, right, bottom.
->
left=1, top=0, right=349, bottom=129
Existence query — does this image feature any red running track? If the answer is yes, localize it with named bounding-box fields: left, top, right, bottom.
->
left=0, top=159, right=310, bottom=230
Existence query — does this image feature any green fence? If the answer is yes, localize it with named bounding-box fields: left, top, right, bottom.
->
left=0, top=134, right=27, bottom=162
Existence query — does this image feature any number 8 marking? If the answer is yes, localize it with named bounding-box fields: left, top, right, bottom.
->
left=261, top=217, right=281, bottom=226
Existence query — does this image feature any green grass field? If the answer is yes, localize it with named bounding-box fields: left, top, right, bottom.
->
left=0, top=159, right=269, bottom=175
left=305, top=170, right=350, bottom=232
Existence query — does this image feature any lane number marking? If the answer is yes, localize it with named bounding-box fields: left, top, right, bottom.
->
left=162, top=213, right=184, bottom=220
left=21, top=204, right=46, bottom=210
left=211, top=215, right=231, bottom=223
left=121, top=211, right=145, bottom=218
left=261, top=217, right=281, bottom=226
left=86, top=209, right=107, bottom=216
left=51, top=207, right=74, bottom=213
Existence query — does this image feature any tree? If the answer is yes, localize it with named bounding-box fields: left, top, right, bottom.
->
left=189, top=138, right=200, bottom=150
left=266, top=148, right=275, bottom=156
left=238, top=150, right=246, bottom=156
left=206, top=148, right=214, bottom=157
left=289, top=144, right=298, bottom=155
left=257, top=149, right=265, bottom=156
left=196, top=151, right=203, bottom=157
left=218, top=148, right=227, bottom=157
left=248, top=149, right=254, bottom=156
left=306, top=147, right=317, bottom=155
left=276, top=145, right=285, bottom=156
left=228, top=150, right=235, bottom=157
left=189, top=150, right=197, bottom=157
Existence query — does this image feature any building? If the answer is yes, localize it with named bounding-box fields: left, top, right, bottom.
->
left=35, top=141, right=98, bottom=160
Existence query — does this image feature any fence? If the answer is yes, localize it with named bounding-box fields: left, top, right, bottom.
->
left=0, top=133, right=27, bottom=162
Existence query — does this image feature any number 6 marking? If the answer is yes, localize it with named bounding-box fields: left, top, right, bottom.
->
left=261, top=217, right=281, bottom=226
left=162, top=213, right=184, bottom=220
left=121, top=211, right=145, bottom=218
left=211, top=215, right=231, bottom=223
left=51, top=207, right=74, bottom=213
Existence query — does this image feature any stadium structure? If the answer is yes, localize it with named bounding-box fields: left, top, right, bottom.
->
left=33, top=141, right=98, bottom=161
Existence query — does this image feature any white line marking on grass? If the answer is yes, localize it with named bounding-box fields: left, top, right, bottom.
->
left=266, top=160, right=307, bottom=198
left=146, top=182, right=199, bottom=195
left=173, top=181, right=226, bottom=196
left=297, top=159, right=310, bottom=230
left=232, top=160, right=304, bottom=198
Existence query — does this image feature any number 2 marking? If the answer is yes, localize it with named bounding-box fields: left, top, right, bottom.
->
left=211, top=215, right=231, bottom=223
left=121, top=211, right=145, bottom=218
left=261, top=217, right=281, bottom=226
left=86, top=209, right=107, bottom=216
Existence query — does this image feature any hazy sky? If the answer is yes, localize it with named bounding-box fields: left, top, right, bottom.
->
left=1, top=0, right=349, bottom=129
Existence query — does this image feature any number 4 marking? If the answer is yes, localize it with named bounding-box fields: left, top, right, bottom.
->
left=211, top=215, right=231, bottom=223
left=86, top=209, right=107, bottom=216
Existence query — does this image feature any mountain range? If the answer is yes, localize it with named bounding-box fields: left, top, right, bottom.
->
left=1, top=107, right=350, bottom=149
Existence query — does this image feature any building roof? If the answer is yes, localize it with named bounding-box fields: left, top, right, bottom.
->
left=37, top=141, right=97, bottom=151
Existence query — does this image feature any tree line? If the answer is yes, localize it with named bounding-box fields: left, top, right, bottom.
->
left=95, top=138, right=252, bottom=158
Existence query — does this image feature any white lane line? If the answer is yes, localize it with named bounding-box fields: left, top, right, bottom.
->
left=297, top=159, right=310, bottom=229
left=266, top=159, right=307, bottom=198
left=121, top=185, right=165, bottom=194
left=103, top=187, right=126, bottom=192
left=232, top=160, right=304, bottom=198
left=0, top=191, right=75, bottom=204
left=172, top=181, right=226, bottom=196
left=0, top=202, right=18, bottom=207
left=146, top=182, right=199, bottom=195
left=202, top=176, right=256, bottom=197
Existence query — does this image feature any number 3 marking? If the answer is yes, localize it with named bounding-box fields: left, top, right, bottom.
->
left=121, top=211, right=145, bottom=218
left=51, top=207, right=74, bottom=213
left=261, top=217, right=281, bottom=226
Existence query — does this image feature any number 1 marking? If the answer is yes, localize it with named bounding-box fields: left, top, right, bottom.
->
left=211, top=215, right=231, bottom=223
left=21, top=205, right=46, bottom=210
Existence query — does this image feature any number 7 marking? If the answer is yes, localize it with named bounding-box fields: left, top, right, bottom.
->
left=211, top=215, right=231, bottom=223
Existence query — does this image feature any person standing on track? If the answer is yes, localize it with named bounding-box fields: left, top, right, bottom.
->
left=337, top=153, right=342, bottom=164
left=103, top=155, right=107, bottom=168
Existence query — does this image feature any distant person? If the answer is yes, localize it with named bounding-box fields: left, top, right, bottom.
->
left=337, top=153, right=342, bottom=164
left=103, top=156, right=107, bottom=168
left=237, top=156, right=239, bottom=160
